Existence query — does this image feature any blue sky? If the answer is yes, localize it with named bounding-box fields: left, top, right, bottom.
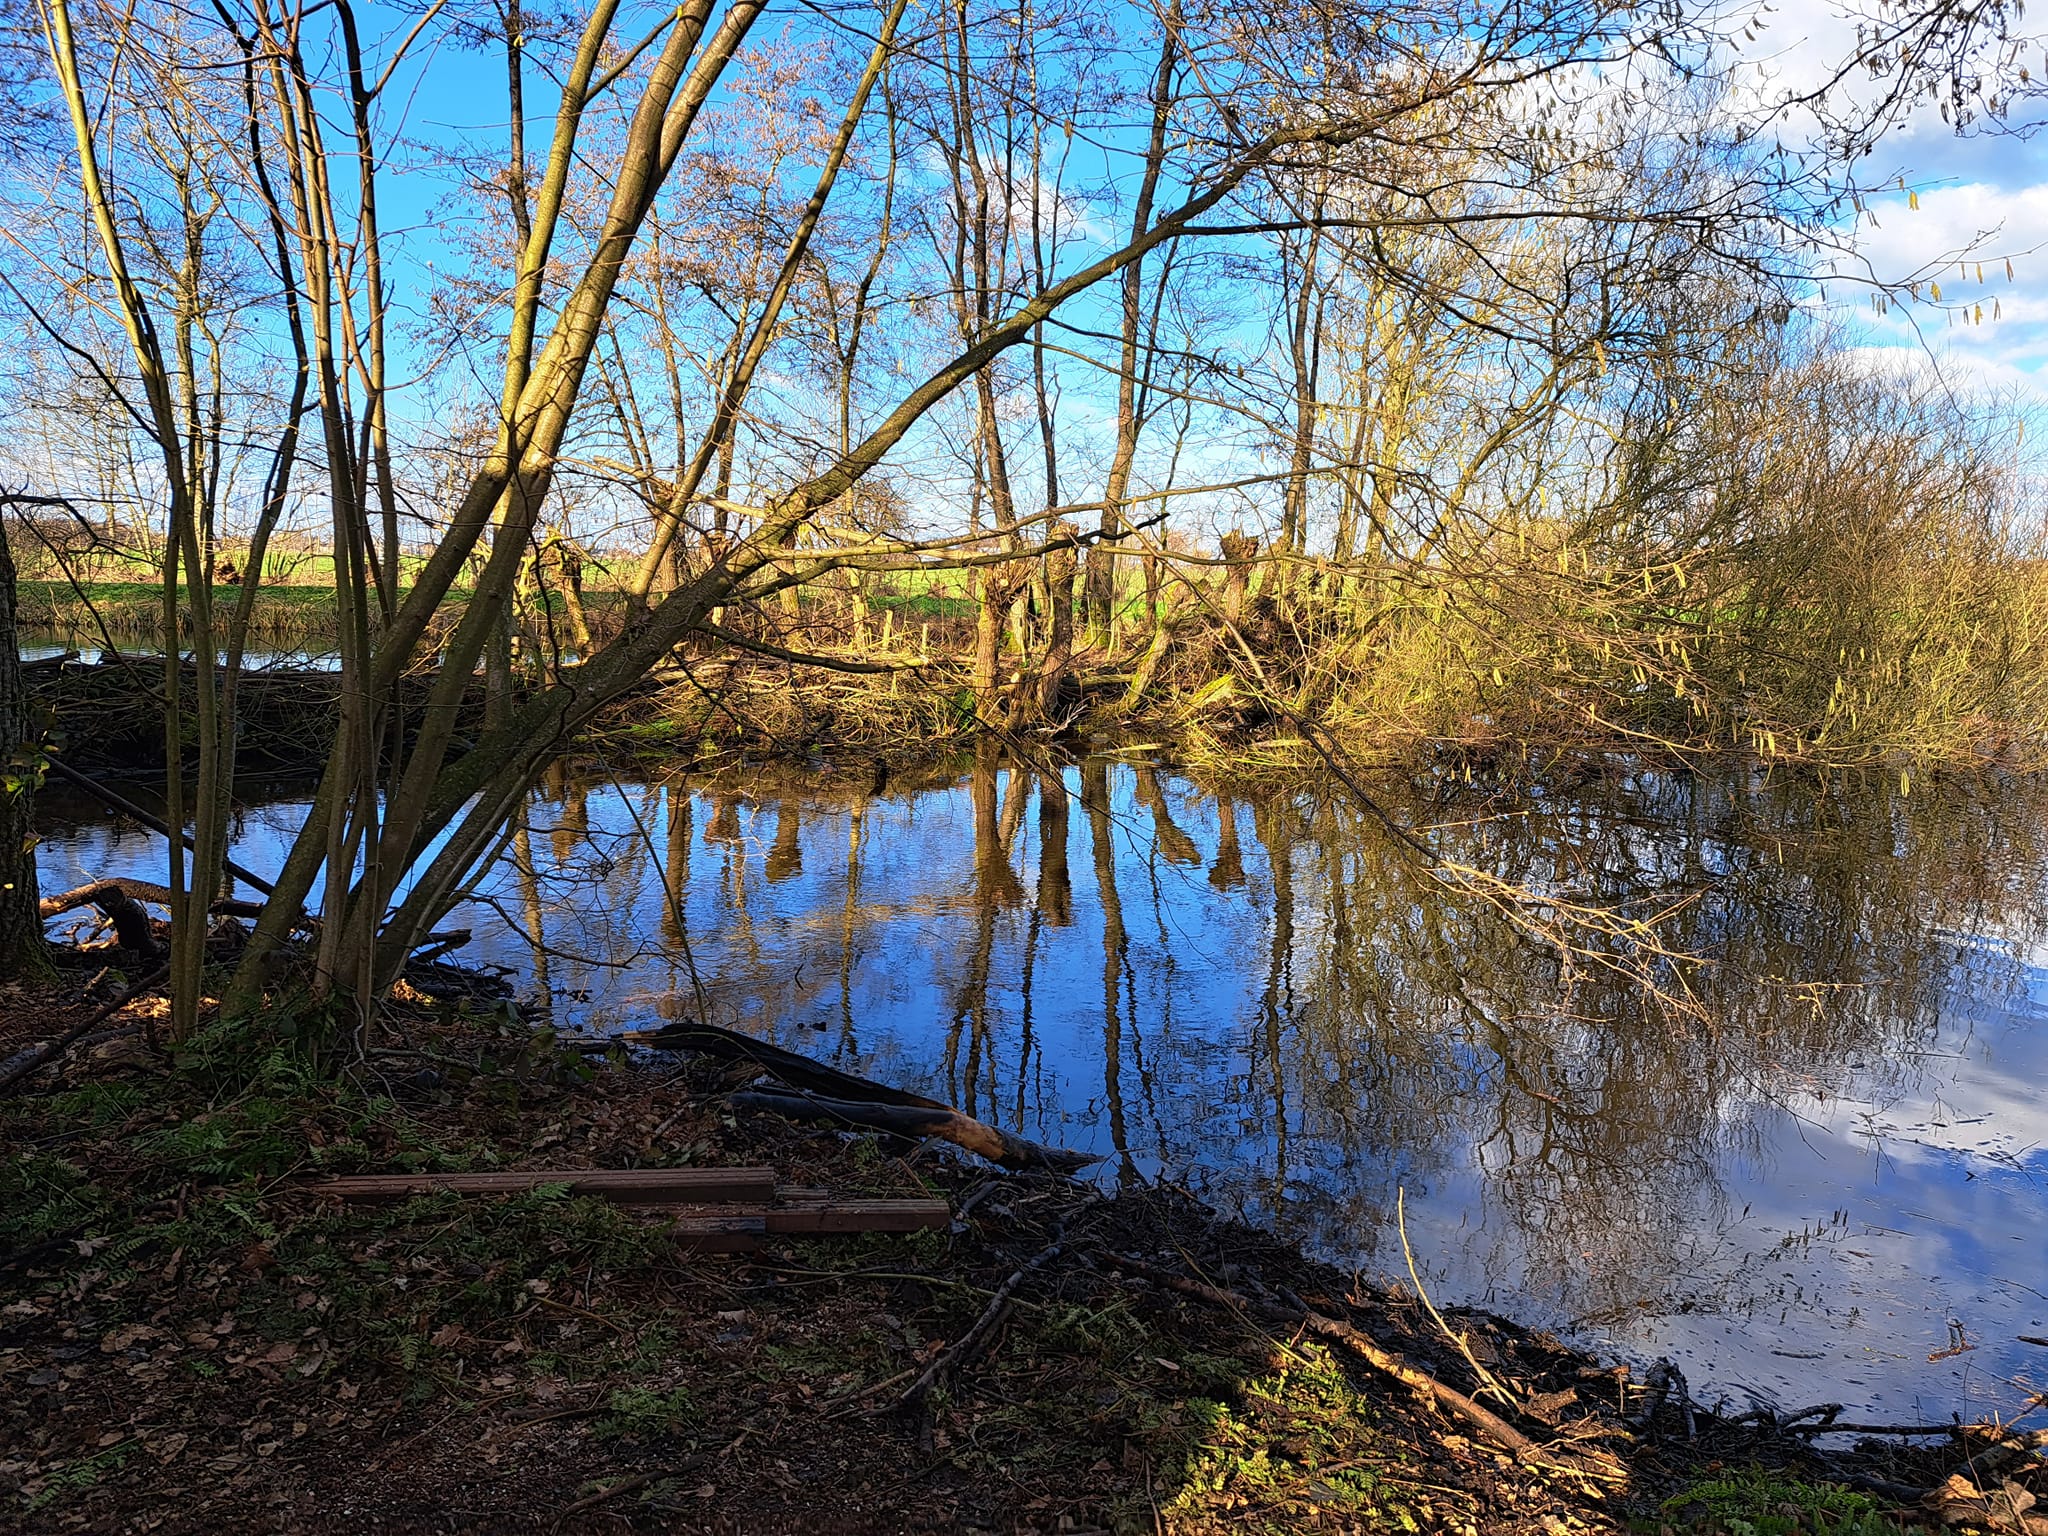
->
left=218, top=0, right=2048, bottom=545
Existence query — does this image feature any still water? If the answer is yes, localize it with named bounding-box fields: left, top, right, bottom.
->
left=36, top=754, right=2048, bottom=1421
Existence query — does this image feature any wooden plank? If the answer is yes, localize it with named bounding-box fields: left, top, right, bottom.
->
left=673, top=1214, right=768, bottom=1253
left=763, top=1197, right=951, bottom=1235
left=307, top=1167, right=777, bottom=1205
left=663, top=1198, right=952, bottom=1249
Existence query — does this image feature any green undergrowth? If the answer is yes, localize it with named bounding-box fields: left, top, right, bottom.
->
left=1657, top=1469, right=1935, bottom=1535
left=1158, top=1344, right=1429, bottom=1535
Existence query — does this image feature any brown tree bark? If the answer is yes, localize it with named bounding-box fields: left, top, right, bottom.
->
left=973, top=559, right=1028, bottom=716
left=1278, top=215, right=1326, bottom=580
left=1085, top=11, right=1179, bottom=642
left=1219, top=530, right=1259, bottom=623
left=0, top=511, right=46, bottom=978
left=1033, top=525, right=1079, bottom=718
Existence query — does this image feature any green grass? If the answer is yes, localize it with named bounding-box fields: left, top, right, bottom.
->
left=20, top=580, right=356, bottom=609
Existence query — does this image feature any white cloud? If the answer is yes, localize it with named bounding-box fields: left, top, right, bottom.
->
left=1846, top=182, right=2048, bottom=281
left=1800, top=181, right=2048, bottom=388
left=1838, top=342, right=2048, bottom=401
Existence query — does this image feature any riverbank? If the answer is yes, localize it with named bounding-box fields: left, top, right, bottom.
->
left=26, top=639, right=2028, bottom=793
left=3, top=964, right=2038, bottom=1535
left=23, top=533, right=2048, bottom=782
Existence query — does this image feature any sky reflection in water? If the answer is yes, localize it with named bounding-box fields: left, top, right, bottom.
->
left=37, top=755, right=2048, bottom=1420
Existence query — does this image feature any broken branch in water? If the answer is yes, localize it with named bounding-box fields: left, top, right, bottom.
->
left=625, top=1017, right=947, bottom=1108
left=1631, top=1357, right=1696, bottom=1438
left=626, top=1016, right=1097, bottom=1172
left=39, top=877, right=271, bottom=919
left=406, top=929, right=472, bottom=964
left=1397, top=1186, right=1519, bottom=1410
left=1787, top=1420, right=1965, bottom=1437
left=730, top=1090, right=1099, bottom=1174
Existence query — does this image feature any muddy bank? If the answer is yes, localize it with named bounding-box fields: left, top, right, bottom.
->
left=2, top=974, right=2040, bottom=1535
left=24, top=657, right=497, bottom=776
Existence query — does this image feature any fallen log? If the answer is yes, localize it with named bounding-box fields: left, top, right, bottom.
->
left=730, top=1089, right=1098, bottom=1174
left=625, top=1017, right=1096, bottom=1173
left=622, top=1018, right=947, bottom=1109
left=37, top=880, right=163, bottom=956
left=40, top=876, right=269, bottom=924
left=308, top=1167, right=777, bottom=1204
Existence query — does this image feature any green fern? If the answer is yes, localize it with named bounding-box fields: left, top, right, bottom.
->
left=1663, top=1470, right=1933, bottom=1535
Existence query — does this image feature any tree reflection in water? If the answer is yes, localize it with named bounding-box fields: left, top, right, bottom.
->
left=33, top=754, right=2048, bottom=1411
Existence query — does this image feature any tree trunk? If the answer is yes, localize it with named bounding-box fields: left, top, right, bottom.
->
left=1087, top=11, right=1179, bottom=644
left=973, top=561, right=1023, bottom=716
left=0, top=513, right=47, bottom=979
left=1033, top=526, right=1079, bottom=719
left=557, top=536, right=593, bottom=652
left=1219, top=531, right=1259, bottom=624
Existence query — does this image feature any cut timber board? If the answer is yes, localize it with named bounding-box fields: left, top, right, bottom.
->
left=307, top=1167, right=777, bottom=1205
left=763, top=1196, right=952, bottom=1234
left=672, top=1197, right=952, bottom=1253
left=673, top=1214, right=770, bottom=1254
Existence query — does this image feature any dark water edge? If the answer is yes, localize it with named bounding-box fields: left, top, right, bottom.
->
left=33, top=751, right=2048, bottom=1423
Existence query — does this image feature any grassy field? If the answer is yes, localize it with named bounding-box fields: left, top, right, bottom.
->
left=15, top=573, right=983, bottom=645
left=20, top=581, right=352, bottom=610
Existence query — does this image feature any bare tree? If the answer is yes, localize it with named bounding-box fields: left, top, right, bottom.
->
left=14, top=0, right=1865, bottom=1035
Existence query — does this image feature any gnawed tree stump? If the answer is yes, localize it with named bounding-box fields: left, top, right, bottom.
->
left=1218, top=530, right=1259, bottom=623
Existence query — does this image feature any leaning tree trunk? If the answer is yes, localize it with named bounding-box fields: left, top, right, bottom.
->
left=0, top=512, right=47, bottom=979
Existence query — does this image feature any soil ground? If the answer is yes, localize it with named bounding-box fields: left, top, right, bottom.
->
left=2, top=960, right=2039, bottom=1536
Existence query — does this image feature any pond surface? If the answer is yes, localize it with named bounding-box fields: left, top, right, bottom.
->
left=35, top=753, right=2048, bottom=1422
left=17, top=626, right=343, bottom=671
